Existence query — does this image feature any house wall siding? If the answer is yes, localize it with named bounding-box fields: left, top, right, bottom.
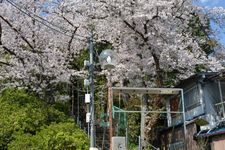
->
left=160, top=123, right=198, bottom=150
left=211, top=135, right=225, bottom=150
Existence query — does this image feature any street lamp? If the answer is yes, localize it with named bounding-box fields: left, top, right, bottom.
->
left=85, top=42, right=118, bottom=150
left=99, top=49, right=118, bottom=70
left=99, top=49, right=118, bottom=150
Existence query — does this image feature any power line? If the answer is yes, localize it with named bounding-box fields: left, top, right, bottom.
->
left=6, top=0, right=87, bottom=39
left=5, top=0, right=88, bottom=41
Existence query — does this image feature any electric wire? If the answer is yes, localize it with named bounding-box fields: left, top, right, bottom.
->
left=5, top=0, right=88, bottom=41
left=7, top=0, right=103, bottom=50
left=12, top=0, right=72, bottom=34
left=6, top=0, right=87, bottom=39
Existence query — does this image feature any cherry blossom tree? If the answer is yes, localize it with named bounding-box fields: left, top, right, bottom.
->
left=0, top=0, right=87, bottom=96
left=50, top=0, right=225, bottom=85
left=1, top=0, right=223, bottom=91
left=77, top=0, right=224, bottom=144
left=1, top=0, right=225, bottom=145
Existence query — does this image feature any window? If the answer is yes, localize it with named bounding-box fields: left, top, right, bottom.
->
left=184, top=85, right=200, bottom=111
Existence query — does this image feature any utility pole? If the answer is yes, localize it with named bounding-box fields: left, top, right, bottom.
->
left=89, top=31, right=96, bottom=149
left=84, top=30, right=99, bottom=150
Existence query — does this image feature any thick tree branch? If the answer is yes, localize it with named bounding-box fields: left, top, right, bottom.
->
left=144, top=20, right=150, bottom=35
left=61, top=15, right=77, bottom=28
left=0, top=15, right=34, bottom=51
left=151, top=51, right=163, bottom=87
left=123, top=20, right=147, bottom=41
left=0, top=60, right=11, bottom=66
left=67, top=27, right=78, bottom=52
left=0, top=19, right=17, bottom=55
left=0, top=19, right=24, bottom=64
left=152, top=7, right=159, bottom=20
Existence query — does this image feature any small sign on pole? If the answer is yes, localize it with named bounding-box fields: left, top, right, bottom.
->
left=86, top=113, right=91, bottom=123
left=85, top=94, right=91, bottom=103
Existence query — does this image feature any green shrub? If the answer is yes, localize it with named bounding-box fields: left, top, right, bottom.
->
left=8, top=122, right=89, bottom=150
left=0, top=88, right=88, bottom=149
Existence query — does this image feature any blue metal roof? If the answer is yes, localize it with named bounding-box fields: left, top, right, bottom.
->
left=196, top=121, right=225, bottom=137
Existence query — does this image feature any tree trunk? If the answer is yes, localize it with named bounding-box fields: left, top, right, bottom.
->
left=152, top=53, right=163, bottom=88
left=142, top=51, right=164, bottom=148
left=141, top=94, right=148, bottom=149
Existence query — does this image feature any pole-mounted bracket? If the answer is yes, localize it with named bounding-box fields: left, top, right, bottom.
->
left=84, top=79, right=90, bottom=87
left=84, top=60, right=90, bottom=68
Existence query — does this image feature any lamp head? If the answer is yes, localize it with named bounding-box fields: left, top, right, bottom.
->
left=99, top=49, right=118, bottom=70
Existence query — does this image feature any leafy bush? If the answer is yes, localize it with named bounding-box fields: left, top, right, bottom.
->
left=8, top=122, right=89, bottom=150
left=0, top=88, right=88, bottom=149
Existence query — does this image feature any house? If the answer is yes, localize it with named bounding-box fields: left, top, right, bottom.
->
left=160, top=72, right=225, bottom=150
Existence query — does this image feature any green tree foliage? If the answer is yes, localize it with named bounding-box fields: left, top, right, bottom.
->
left=70, top=42, right=112, bottom=71
left=187, top=14, right=220, bottom=73
left=8, top=122, right=89, bottom=150
left=70, top=42, right=111, bottom=124
left=124, top=95, right=141, bottom=143
left=0, top=89, right=88, bottom=149
left=127, top=113, right=140, bottom=143
left=188, top=14, right=216, bottom=55
left=162, top=14, right=217, bottom=87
